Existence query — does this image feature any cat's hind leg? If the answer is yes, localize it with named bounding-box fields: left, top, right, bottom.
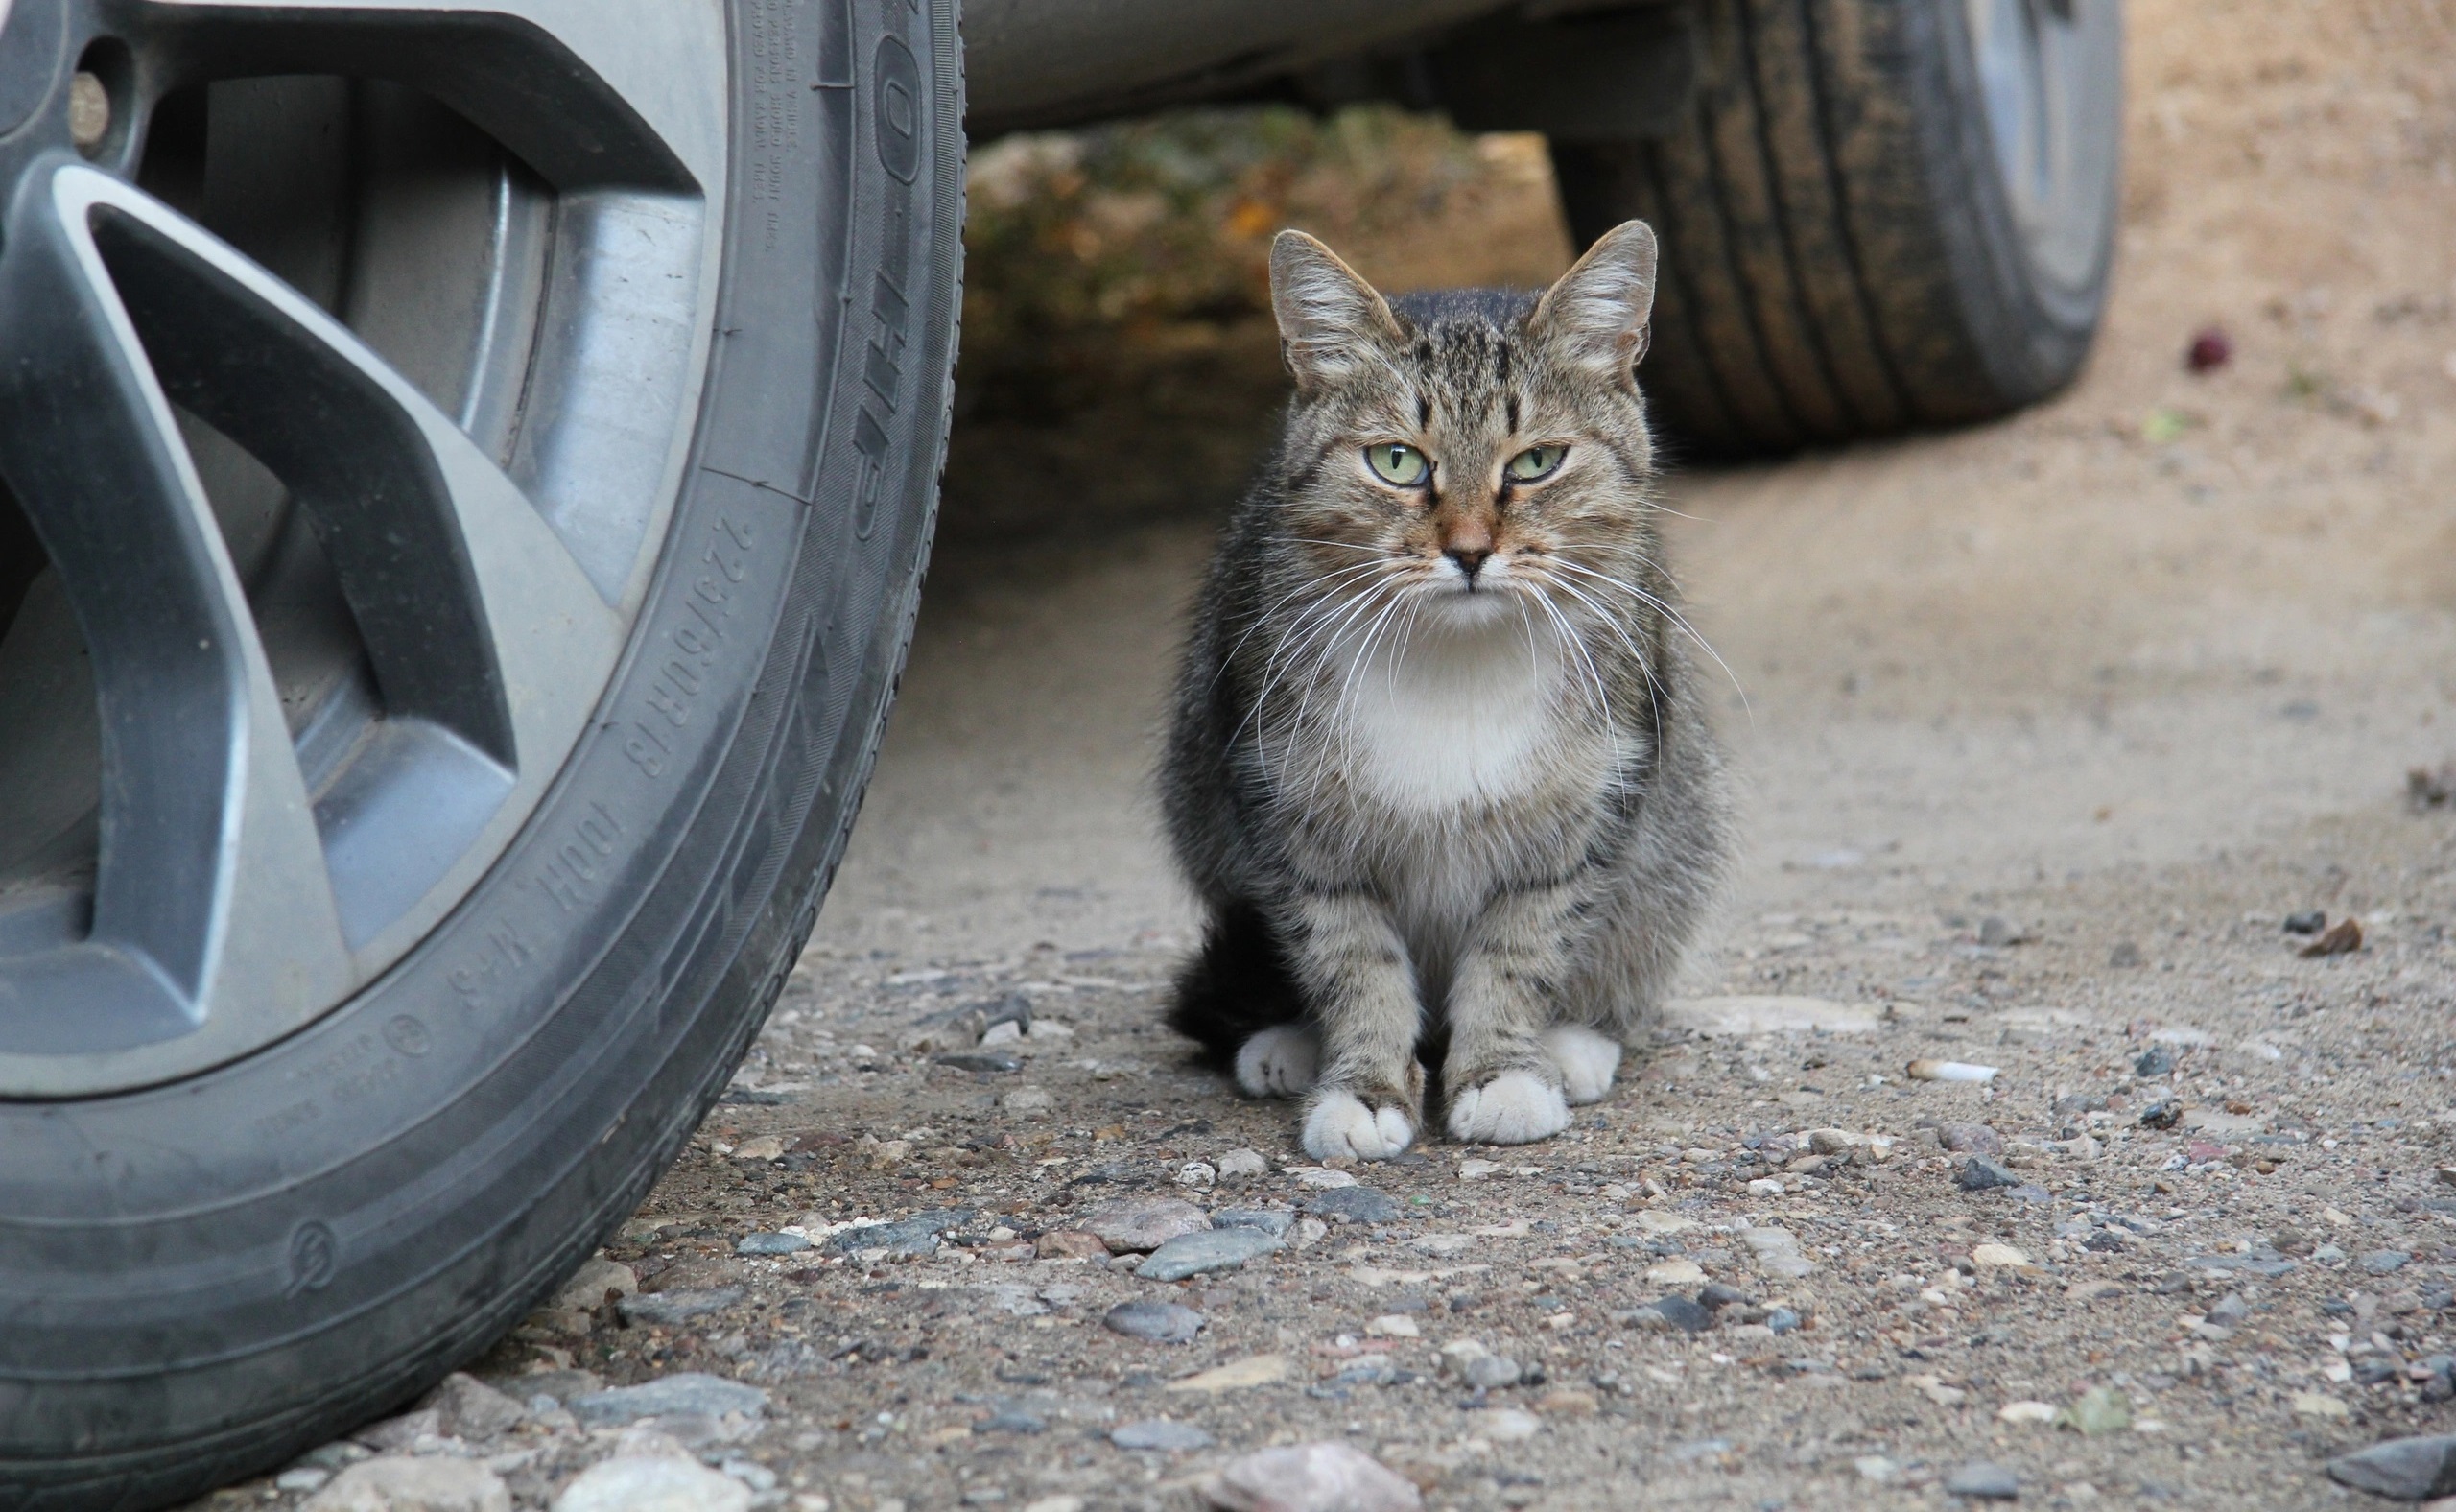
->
left=1542, top=1024, right=1622, bottom=1105
left=1234, top=1024, right=1319, bottom=1098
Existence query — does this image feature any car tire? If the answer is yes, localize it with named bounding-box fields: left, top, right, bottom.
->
left=1549, top=0, right=2122, bottom=454
left=0, top=1, right=961, bottom=1506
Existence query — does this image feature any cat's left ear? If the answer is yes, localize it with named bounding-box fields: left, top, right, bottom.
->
left=1530, top=220, right=1657, bottom=387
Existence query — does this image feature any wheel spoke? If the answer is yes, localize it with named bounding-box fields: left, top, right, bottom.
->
left=0, top=153, right=349, bottom=1036
left=138, top=0, right=726, bottom=195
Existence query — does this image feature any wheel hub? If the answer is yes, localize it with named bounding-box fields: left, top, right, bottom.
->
left=0, top=0, right=728, bottom=1094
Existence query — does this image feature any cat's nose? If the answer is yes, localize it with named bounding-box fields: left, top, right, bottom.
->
left=1446, top=546, right=1492, bottom=580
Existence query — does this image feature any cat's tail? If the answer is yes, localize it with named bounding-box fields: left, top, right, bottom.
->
left=1167, top=898, right=1309, bottom=1073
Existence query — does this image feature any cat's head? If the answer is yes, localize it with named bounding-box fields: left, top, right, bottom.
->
left=1263, top=222, right=1663, bottom=630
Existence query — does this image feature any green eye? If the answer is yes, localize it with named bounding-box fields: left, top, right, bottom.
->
left=1507, top=445, right=1567, bottom=482
left=1364, top=442, right=1429, bottom=486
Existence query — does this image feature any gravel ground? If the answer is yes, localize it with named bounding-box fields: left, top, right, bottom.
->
left=188, top=1, right=2456, bottom=1508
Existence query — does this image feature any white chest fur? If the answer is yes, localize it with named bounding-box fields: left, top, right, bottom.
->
left=1334, top=614, right=1566, bottom=814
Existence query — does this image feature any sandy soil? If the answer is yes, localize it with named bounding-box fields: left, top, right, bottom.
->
left=198, top=3, right=2456, bottom=1510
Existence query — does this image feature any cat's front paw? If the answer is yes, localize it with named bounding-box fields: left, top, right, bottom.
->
left=1302, top=1089, right=1416, bottom=1160
left=1542, top=1025, right=1622, bottom=1105
left=1234, top=1024, right=1321, bottom=1099
left=1447, top=1071, right=1570, bottom=1146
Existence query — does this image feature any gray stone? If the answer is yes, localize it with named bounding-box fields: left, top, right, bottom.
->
left=1619, top=1295, right=1712, bottom=1334
left=825, top=1208, right=973, bottom=1258
left=2207, top=1293, right=2250, bottom=1326
left=1304, top=1187, right=1403, bottom=1224
left=734, top=1231, right=810, bottom=1256
left=351, top=1409, right=440, bottom=1453
left=933, top=1051, right=1023, bottom=1074
left=1204, top=1442, right=1424, bottom=1512
left=570, top=1374, right=768, bottom=1429
left=2187, top=1253, right=2297, bottom=1278
left=1079, top=1196, right=1212, bottom=1253
left=424, top=1374, right=525, bottom=1441
left=1939, top=1122, right=2004, bottom=1157
left=2135, top=1046, right=2177, bottom=1078
left=1139, top=1226, right=1281, bottom=1282
left=550, top=1455, right=752, bottom=1512
left=1104, top=1301, right=1207, bottom=1344
left=1214, top=1207, right=1295, bottom=1236
left=1942, top=1461, right=2020, bottom=1500
left=1767, top=1308, right=1801, bottom=1335
left=300, top=1457, right=510, bottom=1512
left=553, top=1258, right=639, bottom=1312
left=617, top=1288, right=743, bottom=1327
left=2362, top=1249, right=2414, bottom=1276
left=978, top=1410, right=1046, bottom=1434
left=1954, top=1157, right=2021, bottom=1192
left=2326, top=1435, right=2456, bottom=1500
left=1462, top=1355, right=1522, bottom=1390
left=1696, top=1284, right=1753, bottom=1311
left=1113, top=1419, right=1216, bottom=1452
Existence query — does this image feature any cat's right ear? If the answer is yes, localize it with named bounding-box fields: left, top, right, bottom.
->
left=1269, top=230, right=1404, bottom=396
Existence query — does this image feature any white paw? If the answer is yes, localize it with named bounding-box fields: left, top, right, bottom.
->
left=1447, top=1071, right=1570, bottom=1146
left=1234, top=1024, right=1320, bottom=1099
left=1302, top=1090, right=1416, bottom=1160
left=1542, top=1025, right=1622, bottom=1105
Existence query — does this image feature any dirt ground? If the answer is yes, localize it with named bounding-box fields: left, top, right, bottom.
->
left=208, top=2, right=2456, bottom=1509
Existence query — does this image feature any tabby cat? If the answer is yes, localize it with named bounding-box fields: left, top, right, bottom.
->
left=1159, top=221, right=1732, bottom=1160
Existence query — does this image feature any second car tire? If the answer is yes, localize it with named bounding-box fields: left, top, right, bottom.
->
left=1551, top=0, right=2123, bottom=455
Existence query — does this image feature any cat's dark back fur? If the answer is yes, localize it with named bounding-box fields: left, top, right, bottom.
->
left=1158, top=223, right=1733, bottom=1160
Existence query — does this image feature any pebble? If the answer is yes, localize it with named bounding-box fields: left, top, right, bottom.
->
left=1954, top=1157, right=2022, bottom=1191
left=1365, top=1313, right=1420, bottom=1338
left=615, top=1288, right=743, bottom=1327
left=933, top=1051, right=1022, bottom=1074
left=1462, top=1354, right=1523, bottom=1389
left=1215, top=1207, right=1296, bottom=1237
left=978, top=1411, right=1047, bottom=1434
left=1216, top=1148, right=1269, bottom=1178
left=1480, top=1409, right=1542, bottom=1443
left=1103, top=1301, right=1207, bottom=1344
left=569, top=1374, right=768, bottom=1429
left=277, top=1470, right=333, bottom=1494
left=1626, top=1295, right=1712, bottom=1334
left=2135, top=1045, right=2177, bottom=1078
left=1002, top=1087, right=1055, bottom=1117
left=1765, top=1307, right=1800, bottom=1335
left=1177, top=1162, right=1218, bottom=1189
left=1080, top=1196, right=1212, bottom=1253
left=2064, top=1386, right=2130, bottom=1435
left=551, top=1455, right=751, bottom=1512
left=728, top=1136, right=785, bottom=1162
left=1035, top=1230, right=1111, bottom=1261
left=825, top=1208, right=973, bottom=1258
left=1970, top=1243, right=2030, bottom=1269
left=1645, top=1259, right=1706, bottom=1286
left=1697, top=1283, right=1753, bottom=1311
left=1998, top=1401, right=2058, bottom=1425
left=1287, top=1167, right=1358, bottom=1190
left=1305, top=1187, right=1402, bottom=1224
left=426, top=1375, right=525, bottom=1441
left=2326, top=1435, right=2456, bottom=1500
left=1938, top=1122, right=2004, bottom=1157
left=735, top=1231, right=810, bottom=1256
left=1942, top=1462, right=2020, bottom=1500
left=1139, top=1227, right=1281, bottom=1282
left=2138, top=1099, right=2182, bottom=1129
left=2363, top=1249, right=2414, bottom=1275
left=552, top=1258, right=639, bottom=1311
left=2283, top=910, right=2327, bottom=934
left=1203, top=1442, right=1424, bottom=1512
left=1112, top=1419, right=1216, bottom=1452
left=301, top=1457, right=511, bottom=1512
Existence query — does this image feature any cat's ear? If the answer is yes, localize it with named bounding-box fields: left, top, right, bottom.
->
left=1531, top=220, right=1658, bottom=387
left=1269, top=230, right=1404, bottom=396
